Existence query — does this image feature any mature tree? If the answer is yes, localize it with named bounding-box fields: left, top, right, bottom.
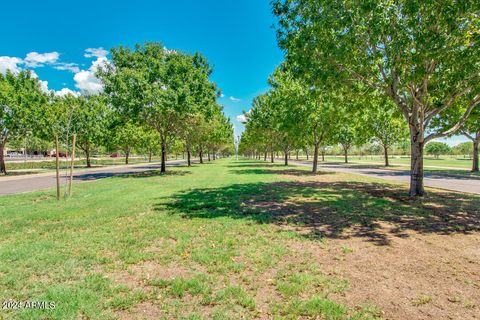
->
left=137, top=126, right=160, bottom=162
left=74, top=95, right=109, bottom=167
left=425, top=141, right=451, bottom=159
left=334, top=124, right=355, bottom=164
left=269, top=69, right=306, bottom=166
left=305, top=93, right=340, bottom=171
left=274, top=0, right=480, bottom=196
left=452, top=142, right=473, bottom=157
left=0, top=71, right=46, bottom=174
left=362, top=96, right=408, bottom=166
left=99, top=42, right=218, bottom=173
left=112, top=121, right=141, bottom=164
left=246, top=93, right=280, bottom=163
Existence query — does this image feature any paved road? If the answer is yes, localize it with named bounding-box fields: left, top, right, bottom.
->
left=0, top=160, right=192, bottom=196
left=291, top=160, right=480, bottom=195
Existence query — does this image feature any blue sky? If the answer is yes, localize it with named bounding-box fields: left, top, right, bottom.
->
left=0, top=1, right=466, bottom=145
left=0, top=0, right=283, bottom=137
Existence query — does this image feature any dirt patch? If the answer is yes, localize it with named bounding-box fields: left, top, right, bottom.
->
left=289, top=228, right=480, bottom=320
left=117, top=301, right=165, bottom=320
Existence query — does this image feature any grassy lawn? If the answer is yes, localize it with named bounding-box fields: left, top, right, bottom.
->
left=3, top=158, right=161, bottom=171
left=1, top=159, right=479, bottom=319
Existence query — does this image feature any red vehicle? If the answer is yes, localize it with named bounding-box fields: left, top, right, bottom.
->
left=51, top=152, right=67, bottom=158
left=110, top=153, right=119, bottom=158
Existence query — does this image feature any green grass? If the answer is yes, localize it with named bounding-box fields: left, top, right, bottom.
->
left=3, top=157, right=160, bottom=171
left=1, top=158, right=479, bottom=319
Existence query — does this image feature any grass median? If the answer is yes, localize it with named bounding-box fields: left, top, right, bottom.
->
left=1, top=159, right=478, bottom=319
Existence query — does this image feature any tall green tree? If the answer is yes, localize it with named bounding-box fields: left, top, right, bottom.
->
left=362, top=96, right=408, bottom=166
left=274, top=0, right=480, bottom=195
left=75, top=95, right=110, bottom=167
left=425, top=141, right=451, bottom=159
left=99, top=42, right=218, bottom=173
left=0, top=71, right=46, bottom=174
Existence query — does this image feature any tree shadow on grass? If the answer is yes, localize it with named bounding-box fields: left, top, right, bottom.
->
left=157, top=181, right=480, bottom=246
left=227, top=162, right=287, bottom=168
left=116, top=170, right=191, bottom=179
left=74, top=170, right=190, bottom=180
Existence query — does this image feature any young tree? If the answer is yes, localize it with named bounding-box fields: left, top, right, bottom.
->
left=36, top=93, right=80, bottom=199
left=274, top=0, right=480, bottom=196
left=0, top=71, right=46, bottom=174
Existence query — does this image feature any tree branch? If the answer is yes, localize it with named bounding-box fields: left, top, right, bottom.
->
left=425, top=94, right=480, bottom=143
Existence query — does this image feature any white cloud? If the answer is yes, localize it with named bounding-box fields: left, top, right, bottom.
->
left=84, top=47, right=109, bottom=58
left=30, top=71, right=50, bottom=93
left=24, top=52, right=59, bottom=67
left=236, top=114, right=247, bottom=123
left=55, top=88, right=80, bottom=97
left=39, top=80, right=49, bottom=93
left=53, top=62, right=80, bottom=73
left=74, top=56, right=108, bottom=94
left=220, top=93, right=225, bottom=98
left=229, top=96, right=241, bottom=102
left=0, top=56, right=22, bottom=74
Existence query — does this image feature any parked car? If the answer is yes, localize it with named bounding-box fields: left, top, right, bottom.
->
left=110, top=153, right=119, bottom=158
left=51, top=152, right=67, bottom=158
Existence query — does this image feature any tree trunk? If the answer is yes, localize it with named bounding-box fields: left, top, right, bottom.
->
left=208, top=151, right=211, bottom=161
left=84, top=141, right=92, bottom=168
left=296, top=150, right=299, bottom=160
left=472, top=139, right=479, bottom=172
left=321, top=149, right=325, bottom=162
left=148, top=150, right=152, bottom=163
left=284, top=150, right=288, bottom=166
left=213, top=152, right=216, bottom=160
left=384, top=145, right=390, bottom=167
left=271, top=150, right=274, bottom=163
left=187, top=149, right=191, bottom=166
left=312, top=143, right=319, bottom=173
left=264, top=151, right=267, bottom=161
left=161, top=140, right=167, bottom=173
left=0, top=142, right=6, bottom=175
left=55, top=134, right=60, bottom=200
left=305, top=148, right=309, bottom=160
left=125, top=149, right=129, bottom=164
left=68, top=134, right=76, bottom=197
left=343, top=147, right=348, bottom=163
left=409, top=129, right=425, bottom=196
left=199, top=149, right=203, bottom=164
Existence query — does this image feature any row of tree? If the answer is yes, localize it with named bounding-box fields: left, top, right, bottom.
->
left=241, top=0, right=479, bottom=196
left=0, top=43, right=234, bottom=197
